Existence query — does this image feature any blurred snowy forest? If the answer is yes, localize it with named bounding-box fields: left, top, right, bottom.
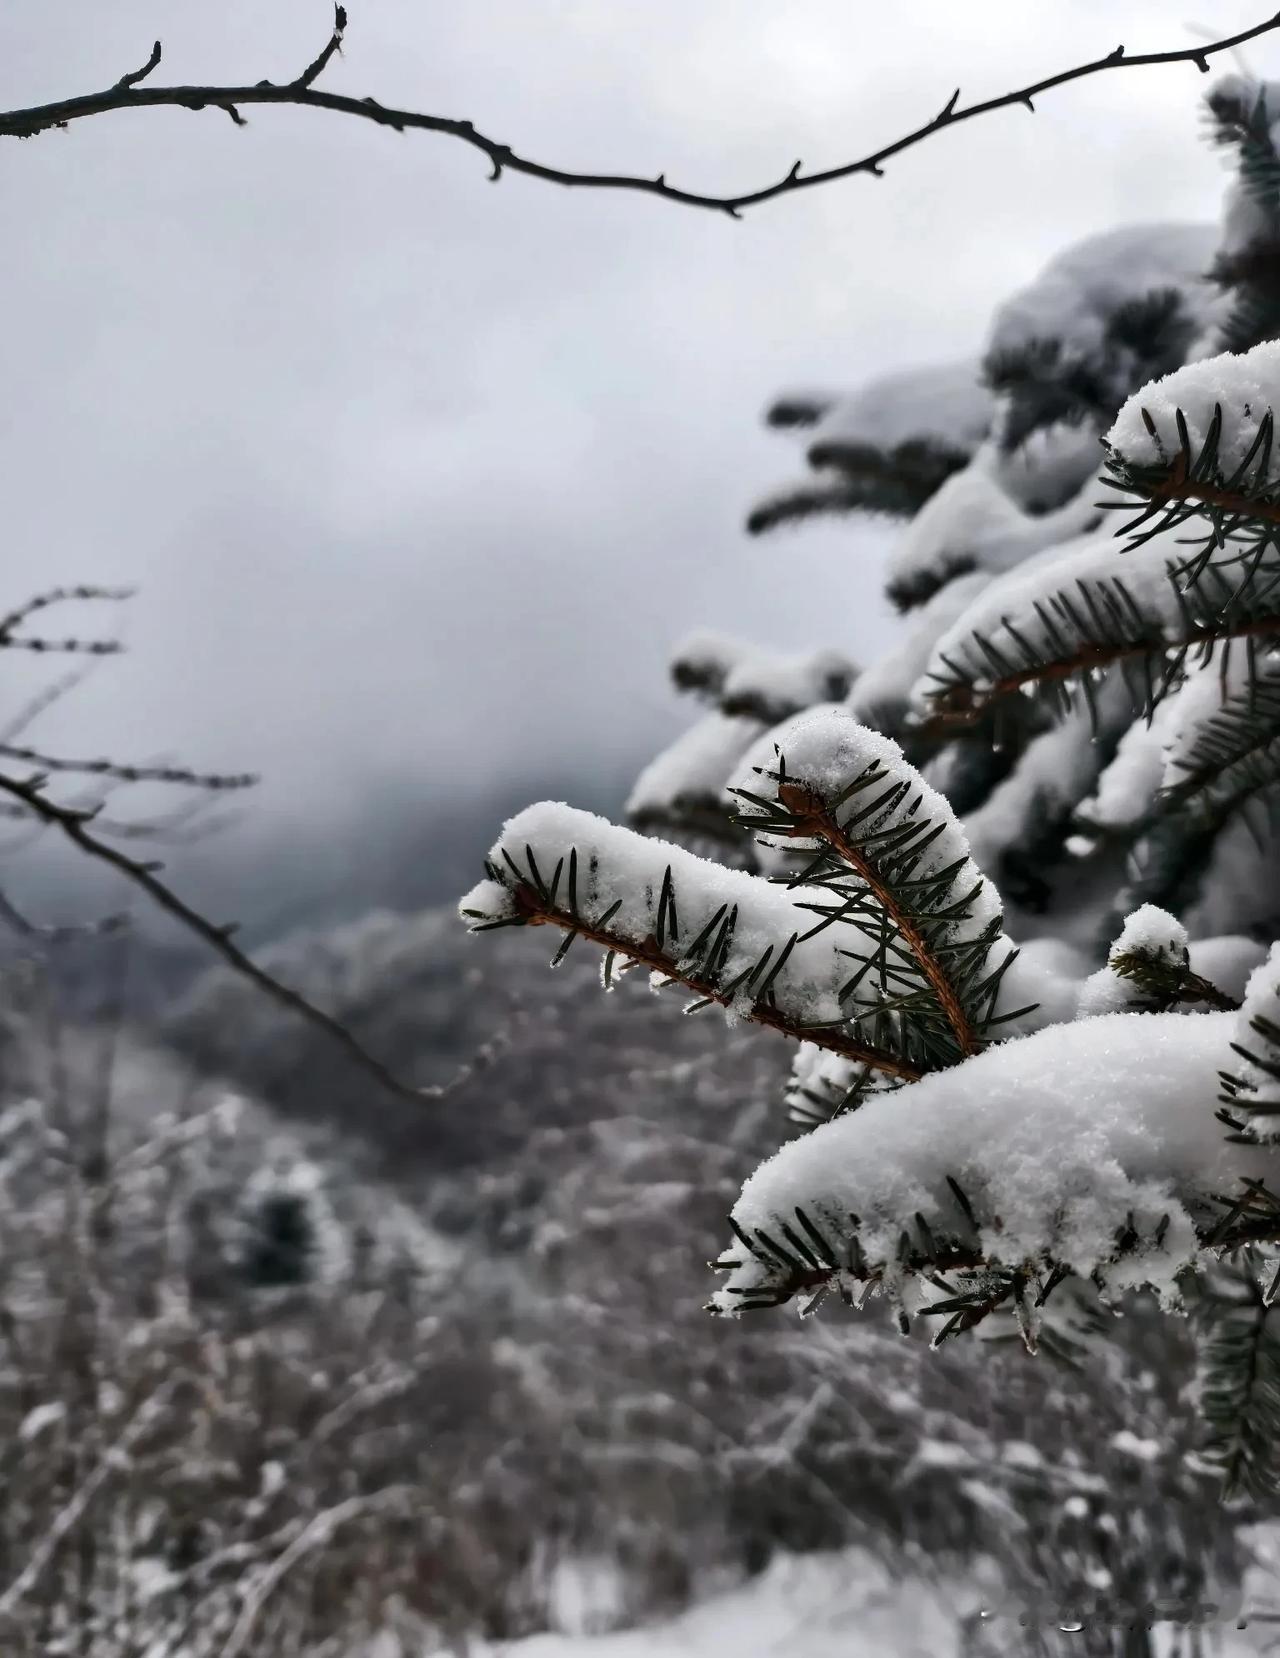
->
left=12, top=4, right=1280, bottom=1657
left=0, top=908, right=1273, bottom=1655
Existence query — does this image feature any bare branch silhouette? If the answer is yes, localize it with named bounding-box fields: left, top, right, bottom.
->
left=2, top=8, right=1278, bottom=215
left=0, top=767, right=443, bottom=1103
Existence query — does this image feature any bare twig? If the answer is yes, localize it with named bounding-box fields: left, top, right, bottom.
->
left=0, top=664, right=98, bottom=745
left=2, top=10, right=1277, bottom=215
left=0, top=585, right=132, bottom=642
left=0, top=887, right=127, bottom=944
left=0, top=743, right=257, bottom=791
left=0, top=1378, right=179, bottom=1620
left=218, top=1484, right=422, bottom=1658
left=0, top=770, right=435, bottom=1103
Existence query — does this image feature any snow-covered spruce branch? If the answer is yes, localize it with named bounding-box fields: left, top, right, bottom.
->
left=461, top=710, right=1044, bottom=1082
left=1093, top=650, right=1280, bottom=827
left=461, top=802, right=924, bottom=1081
left=728, top=710, right=1032, bottom=1064
left=1195, top=1265, right=1280, bottom=1498
left=1222, top=943, right=1280, bottom=1140
left=710, top=949, right=1280, bottom=1335
left=4, top=10, right=1280, bottom=216
left=904, top=343, right=1280, bottom=729
left=1102, top=340, right=1280, bottom=570
left=747, top=363, right=992, bottom=535
left=1076, top=904, right=1242, bottom=1017
left=918, top=525, right=1280, bottom=729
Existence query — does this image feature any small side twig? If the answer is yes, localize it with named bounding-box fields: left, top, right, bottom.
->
left=0, top=770, right=433, bottom=1104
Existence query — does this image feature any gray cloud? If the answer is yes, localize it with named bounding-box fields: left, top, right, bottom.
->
left=0, top=0, right=1275, bottom=931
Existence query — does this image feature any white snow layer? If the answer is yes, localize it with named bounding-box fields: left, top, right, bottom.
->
left=1077, top=904, right=1188, bottom=1017
left=1106, top=338, right=1280, bottom=481
left=1076, top=680, right=1199, bottom=833
left=461, top=802, right=854, bottom=1029
left=669, top=629, right=747, bottom=696
left=727, top=706, right=1056, bottom=1031
left=720, top=646, right=856, bottom=720
left=802, top=359, right=992, bottom=461
left=627, top=713, right=766, bottom=820
left=993, top=418, right=1104, bottom=512
left=914, top=521, right=1192, bottom=712
left=713, top=1009, right=1278, bottom=1312
left=885, top=453, right=1099, bottom=607
left=849, top=571, right=991, bottom=731
left=670, top=630, right=856, bottom=719
left=986, top=222, right=1217, bottom=374
left=963, top=705, right=1111, bottom=878
left=465, top=1548, right=971, bottom=1658
left=1188, top=935, right=1267, bottom=1001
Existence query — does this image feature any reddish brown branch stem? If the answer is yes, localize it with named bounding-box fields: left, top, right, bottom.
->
left=0, top=771, right=433, bottom=1104
left=1149, top=458, right=1280, bottom=527
left=923, top=613, right=1280, bottom=728
left=776, top=783, right=978, bottom=1056
left=510, top=883, right=923, bottom=1081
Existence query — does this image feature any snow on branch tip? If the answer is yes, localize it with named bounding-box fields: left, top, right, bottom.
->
left=710, top=1006, right=1280, bottom=1334
left=459, top=709, right=1056, bottom=1077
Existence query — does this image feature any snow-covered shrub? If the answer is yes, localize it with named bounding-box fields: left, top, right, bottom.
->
left=460, top=71, right=1280, bottom=1516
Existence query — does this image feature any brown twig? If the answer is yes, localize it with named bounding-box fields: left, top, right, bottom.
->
left=1147, top=454, right=1280, bottom=527
left=0, top=744, right=257, bottom=792
left=0, top=888, right=127, bottom=944
left=776, top=781, right=978, bottom=1056
left=0, top=586, right=133, bottom=642
left=2, top=10, right=1277, bottom=215
left=0, top=770, right=435, bottom=1104
left=509, top=880, right=923, bottom=1081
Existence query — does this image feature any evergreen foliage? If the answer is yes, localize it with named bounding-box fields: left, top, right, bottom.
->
left=461, top=69, right=1280, bottom=1540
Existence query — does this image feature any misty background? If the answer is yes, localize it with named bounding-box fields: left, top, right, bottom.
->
left=3, top=0, right=1277, bottom=944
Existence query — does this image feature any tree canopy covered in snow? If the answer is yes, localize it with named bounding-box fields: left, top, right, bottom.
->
left=459, top=69, right=1280, bottom=1504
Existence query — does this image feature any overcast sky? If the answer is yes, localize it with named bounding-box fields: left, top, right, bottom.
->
left=2, top=0, right=1278, bottom=930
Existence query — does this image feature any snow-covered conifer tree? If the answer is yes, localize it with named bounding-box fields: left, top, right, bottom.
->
left=462, top=77, right=1280, bottom=1497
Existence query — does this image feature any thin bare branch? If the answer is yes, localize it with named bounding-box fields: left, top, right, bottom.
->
left=0, top=887, right=127, bottom=944
left=0, top=1378, right=179, bottom=1621
left=0, top=743, right=257, bottom=791
left=0, top=664, right=98, bottom=745
left=218, top=1485, right=423, bottom=1658
left=0, top=636, right=122, bottom=658
left=0, top=770, right=435, bottom=1103
left=2, top=13, right=1277, bottom=215
left=294, top=4, right=347, bottom=90
left=0, top=584, right=132, bottom=642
